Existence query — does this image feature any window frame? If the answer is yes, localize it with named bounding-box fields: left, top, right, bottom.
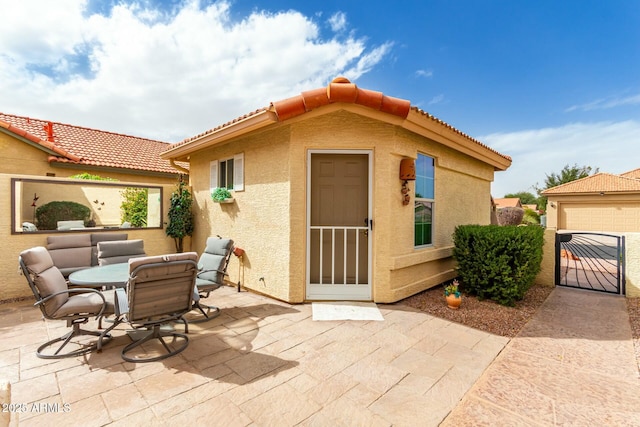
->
left=414, top=153, right=435, bottom=248
left=210, top=153, right=244, bottom=195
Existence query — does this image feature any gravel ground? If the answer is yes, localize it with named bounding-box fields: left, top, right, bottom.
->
left=627, top=297, right=640, bottom=372
left=398, top=284, right=640, bottom=372
left=397, top=283, right=554, bottom=338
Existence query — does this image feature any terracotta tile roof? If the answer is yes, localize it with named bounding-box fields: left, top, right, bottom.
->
left=0, top=112, right=185, bottom=175
left=167, top=77, right=511, bottom=166
left=410, top=107, right=511, bottom=162
left=621, top=168, right=640, bottom=179
left=542, top=172, right=640, bottom=195
left=494, top=197, right=522, bottom=208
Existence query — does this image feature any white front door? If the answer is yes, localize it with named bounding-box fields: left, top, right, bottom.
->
left=306, top=151, right=372, bottom=300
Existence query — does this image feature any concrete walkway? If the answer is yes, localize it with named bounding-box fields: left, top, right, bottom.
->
left=1, top=286, right=638, bottom=425
left=443, top=287, right=640, bottom=426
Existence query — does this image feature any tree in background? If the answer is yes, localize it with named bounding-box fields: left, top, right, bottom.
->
left=541, top=164, right=598, bottom=189
left=504, top=191, right=539, bottom=207
left=534, top=163, right=599, bottom=210
left=166, top=176, right=194, bottom=253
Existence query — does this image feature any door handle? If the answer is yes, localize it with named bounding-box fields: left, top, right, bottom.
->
left=363, top=218, right=373, bottom=230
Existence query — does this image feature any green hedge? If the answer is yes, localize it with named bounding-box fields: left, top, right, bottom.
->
left=452, top=224, right=544, bottom=306
left=35, top=201, right=91, bottom=230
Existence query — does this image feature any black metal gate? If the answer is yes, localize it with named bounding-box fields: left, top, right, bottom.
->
left=555, top=232, right=625, bottom=295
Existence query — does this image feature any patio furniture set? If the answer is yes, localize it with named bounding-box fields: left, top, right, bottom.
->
left=18, top=235, right=235, bottom=363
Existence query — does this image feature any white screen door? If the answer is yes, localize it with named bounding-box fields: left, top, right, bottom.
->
left=306, top=151, right=372, bottom=300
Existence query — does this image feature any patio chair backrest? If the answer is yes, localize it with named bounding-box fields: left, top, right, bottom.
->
left=126, top=253, right=198, bottom=322
left=97, top=239, right=146, bottom=266
left=198, top=238, right=234, bottom=284
left=19, top=246, right=69, bottom=318
left=47, top=234, right=92, bottom=276
left=90, top=233, right=128, bottom=265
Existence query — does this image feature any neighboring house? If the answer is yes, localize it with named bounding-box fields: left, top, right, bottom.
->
left=0, top=112, right=187, bottom=182
left=542, top=169, right=640, bottom=232
left=493, top=197, right=522, bottom=209
left=523, top=204, right=538, bottom=212
left=162, top=77, right=512, bottom=303
left=1, top=113, right=187, bottom=301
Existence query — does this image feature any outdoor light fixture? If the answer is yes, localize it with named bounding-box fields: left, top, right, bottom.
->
left=399, top=158, right=416, bottom=206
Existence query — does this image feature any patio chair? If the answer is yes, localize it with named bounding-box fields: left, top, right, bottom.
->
left=189, top=237, right=234, bottom=322
left=97, top=239, right=146, bottom=266
left=18, top=246, right=116, bottom=359
left=102, top=252, right=198, bottom=363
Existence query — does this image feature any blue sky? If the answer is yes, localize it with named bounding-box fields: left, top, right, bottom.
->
left=1, top=0, right=639, bottom=197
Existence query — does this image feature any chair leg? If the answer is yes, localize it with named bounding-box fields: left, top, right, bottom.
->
left=121, top=324, right=189, bottom=363
left=36, top=319, right=109, bottom=359
left=189, top=300, right=221, bottom=323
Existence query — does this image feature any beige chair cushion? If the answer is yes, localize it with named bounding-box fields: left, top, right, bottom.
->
left=90, top=233, right=128, bottom=265
left=98, top=239, right=146, bottom=266
left=47, top=234, right=92, bottom=275
left=20, top=247, right=69, bottom=317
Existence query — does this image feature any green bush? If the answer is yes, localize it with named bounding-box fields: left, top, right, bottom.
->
left=522, top=208, right=540, bottom=225
left=35, top=201, right=91, bottom=230
left=120, top=187, right=148, bottom=227
left=452, top=224, right=544, bottom=306
left=166, top=178, right=194, bottom=253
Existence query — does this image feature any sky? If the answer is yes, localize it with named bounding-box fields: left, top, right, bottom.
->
left=1, top=0, right=639, bottom=197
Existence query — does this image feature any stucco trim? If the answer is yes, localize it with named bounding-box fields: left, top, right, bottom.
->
left=161, top=109, right=278, bottom=160
left=390, top=246, right=454, bottom=271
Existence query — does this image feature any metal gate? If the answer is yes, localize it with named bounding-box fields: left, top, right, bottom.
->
left=555, top=232, right=625, bottom=295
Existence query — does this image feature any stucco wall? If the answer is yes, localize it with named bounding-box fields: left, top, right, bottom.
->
left=545, top=194, right=640, bottom=232
left=188, top=127, right=293, bottom=302
left=535, top=228, right=557, bottom=287
left=186, top=109, right=500, bottom=303
left=1, top=174, right=183, bottom=302
left=626, top=233, right=640, bottom=298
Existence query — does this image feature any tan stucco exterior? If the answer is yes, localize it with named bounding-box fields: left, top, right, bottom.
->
left=545, top=194, right=640, bottom=232
left=1, top=126, right=187, bottom=302
left=1, top=174, right=186, bottom=302
left=183, top=107, right=502, bottom=303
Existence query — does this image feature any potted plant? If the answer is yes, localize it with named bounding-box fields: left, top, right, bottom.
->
left=444, top=279, right=462, bottom=310
left=212, top=187, right=234, bottom=203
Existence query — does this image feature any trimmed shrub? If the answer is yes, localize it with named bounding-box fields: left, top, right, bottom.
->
left=35, top=201, right=91, bottom=230
left=452, top=224, right=544, bottom=306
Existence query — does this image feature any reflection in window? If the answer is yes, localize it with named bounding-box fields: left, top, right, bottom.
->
left=415, top=154, right=434, bottom=246
left=12, top=178, right=162, bottom=233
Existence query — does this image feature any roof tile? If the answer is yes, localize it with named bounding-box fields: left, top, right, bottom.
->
left=0, top=113, right=185, bottom=175
left=542, top=172, right=640, bottom=195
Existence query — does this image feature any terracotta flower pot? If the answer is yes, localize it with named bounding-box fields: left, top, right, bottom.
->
left=445, top=294, right=462, bottom=310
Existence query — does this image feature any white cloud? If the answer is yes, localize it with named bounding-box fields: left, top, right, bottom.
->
left=565, top=92, right=640, bottom=112
left=485, top=120, right=640, bottom=197
left=328, top=11, right=347, bottom=32
left=428, top=94, right=444, bottom=105
left=0, top=1, right=391, bottom=141
left=415, top=69, right=433, bottom=78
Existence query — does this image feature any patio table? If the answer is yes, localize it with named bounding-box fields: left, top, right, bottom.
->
left=68, top=263, right=129, bottom=289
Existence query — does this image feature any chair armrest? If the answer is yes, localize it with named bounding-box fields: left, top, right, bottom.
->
left=114, top=288, right=129, bottom=317
left=36, top=288, right=108, bottom=318
left=196, top=268, right=228, bottom=278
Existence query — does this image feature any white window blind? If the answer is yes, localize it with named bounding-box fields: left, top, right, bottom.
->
left=233, top=153, right=244, bottom=191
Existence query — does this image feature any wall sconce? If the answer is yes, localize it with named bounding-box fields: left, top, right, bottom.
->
left=549, top=202, right=556, bottom=208
left=400, top=158, right=416, bottom=206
